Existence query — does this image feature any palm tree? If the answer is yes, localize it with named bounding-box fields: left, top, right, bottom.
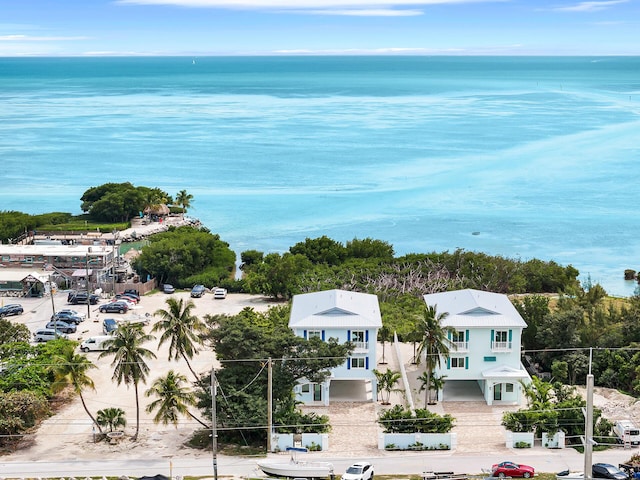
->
left=415, top=304, right=454, bottom=406
left=378, top=325, right=392, bottom=365
left=97, top=407, right=127, bottom=432
left=373, top=368, right=403, bottom=405
left=145, top=370, right=208, bottom=428
left=99, top=323, right=156, bottom=441
left=51, top=344, right=103, bottom=435
left=418, top=372, right=448, bottom=408
left=153, top=297, right=206, bottom=380
left=175, top=189, right=193, bottom=218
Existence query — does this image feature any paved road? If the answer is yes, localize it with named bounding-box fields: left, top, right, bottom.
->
left=2, top=447, right=639, bottom=478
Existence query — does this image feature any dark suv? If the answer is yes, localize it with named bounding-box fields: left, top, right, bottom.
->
left=68, top=291, right=100, bottom=305
left=0, top=304, right=24, bottom=317
left=190, top=284, right=206, bottom=298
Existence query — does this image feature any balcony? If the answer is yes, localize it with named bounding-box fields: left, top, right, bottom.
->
left=352, top=341, right=369, bottom=352
left=491, top=341, right=512, bottom=352
left=452, top=341, right=468, bottom=352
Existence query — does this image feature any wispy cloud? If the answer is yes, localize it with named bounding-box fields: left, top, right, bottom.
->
left=0, top=34, right=89, bottom=42
left=552, top=0, right=627, bottom=12
left=295, top=8, right=424, bottom=16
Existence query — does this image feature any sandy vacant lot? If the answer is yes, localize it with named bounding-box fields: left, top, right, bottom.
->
left=6, top=290, right=281, bottom=462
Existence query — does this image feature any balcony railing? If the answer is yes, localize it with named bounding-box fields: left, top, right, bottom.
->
left=352, top=341, right=369, bottom=351
left=491, top=341, right=512, bottom=351
left=452, top=341, right=468, bottom=352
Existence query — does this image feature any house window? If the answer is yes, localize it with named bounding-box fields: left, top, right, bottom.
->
left=505, top=383, right=514, bottom=393
left=493, top=330, right=511, bottom=350
left=307, top=330, right=322, bottom=339
left=451, top=357, right=466, bottom=369
left=301, top=384, right=310, bottom=393
left=351, top=330, right=366, bottom=349
left=452, top=330, right=465, bottom=342
left=350, top=357, right=365, bottom=369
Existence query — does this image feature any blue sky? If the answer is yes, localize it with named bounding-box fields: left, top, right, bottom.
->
left=1, top=0, right=638, bottom=56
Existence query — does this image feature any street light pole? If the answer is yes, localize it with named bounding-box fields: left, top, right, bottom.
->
left=85, top=247, right=91, bottom=319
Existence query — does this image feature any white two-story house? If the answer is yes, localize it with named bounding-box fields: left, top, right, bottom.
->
left=423, top=289, right=530, bottom=405
left=289, top=289, right=382, bottom=406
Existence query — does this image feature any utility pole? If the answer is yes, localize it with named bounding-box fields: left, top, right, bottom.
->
left=267, top=357, right=273, bottom=453
left=85, top=247, right=91, bottom=319
left=211, top=368, right=218, bottom=480
left=584, top=347, right=594, bottom=480
left=49, top=274, right=56, bottom=316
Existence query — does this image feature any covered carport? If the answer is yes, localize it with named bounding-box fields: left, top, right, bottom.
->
left=328, top=379, right=371, bottom=402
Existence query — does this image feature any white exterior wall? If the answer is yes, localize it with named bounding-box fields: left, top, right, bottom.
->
left=437, top=326, right=523, bottom=380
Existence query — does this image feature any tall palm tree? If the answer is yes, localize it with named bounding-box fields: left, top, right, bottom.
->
left=145, top=370, right=208, bottom=428
left=97, top=407, right=127, bottom=432
left=99, top=323, right=156, bottom=441
left=153, top=297, right=206, bottom=380
left=415, top=304, right=454, bottom=406
left=51, top=344, right=103, bottom=435
left=418, top=372, right=448, bottom=408
left=175, top=189, right=193, bottom=219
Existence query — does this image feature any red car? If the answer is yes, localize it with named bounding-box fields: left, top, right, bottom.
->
left=491, top=462, right=534, bottom=478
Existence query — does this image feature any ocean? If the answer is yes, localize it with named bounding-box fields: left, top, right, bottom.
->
left=1, top=56, right=639, bottom=296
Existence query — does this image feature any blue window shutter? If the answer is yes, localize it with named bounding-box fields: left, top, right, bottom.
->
left=366, top=357, right=369, bottom=369
left=365, top=330, right=369, bottom=342
left=303, top=330, right=307, bottom=339
left=508, top=329, right=512, bottom=342
left=447, top=358, right=451, bottom=369
left=466, top=329, right=469, bottom=342
left=321, top=330, right=325, bottom=341
left=347, top=358, right=351, bottom=370
left=347, top=329, right=351, bottom=342
left=490, top=329, right=494, bottom=345
left=465, top=357, right=469, bottom=369
left=448, top=330, right=452, bottom=340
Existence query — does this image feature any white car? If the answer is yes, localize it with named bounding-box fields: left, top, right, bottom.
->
left=57, top=309, right=87, bottom=320
left=80, top=335, right=113, bottom=352
left=343, top=462, right=374, bottom=480
left=34, top=328, right=69, bottom=342
left=213, top=288, right=227, bottom=299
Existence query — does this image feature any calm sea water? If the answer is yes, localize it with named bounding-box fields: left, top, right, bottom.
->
left=1, top=56, right=639, bottom=296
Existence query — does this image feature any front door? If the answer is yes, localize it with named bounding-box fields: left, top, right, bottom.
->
left=494, top=383, right=502, bottom=401
left=313, top=384, right=322, bottom=402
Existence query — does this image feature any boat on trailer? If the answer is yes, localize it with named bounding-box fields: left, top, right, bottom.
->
left=422, top=471, right=468, bottom=480
left=256, top=447, right=334, bottom=479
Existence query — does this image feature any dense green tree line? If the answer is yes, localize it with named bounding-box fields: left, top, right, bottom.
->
left=132, top=226, right=236, bottom=287
left=515, top=292, right=640, bottom=396
left=0, top=211, right=73, bottom=243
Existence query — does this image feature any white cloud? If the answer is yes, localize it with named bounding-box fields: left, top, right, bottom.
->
left=0, top=34, right=89, bottom=42
left=295, top=8, right=424, bottom=15
left=552, top=0, right=627, bottom=12
left=116, top=0, right=505, bottom=9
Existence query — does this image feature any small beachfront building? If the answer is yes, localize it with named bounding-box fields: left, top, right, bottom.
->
left=288, top=289, right=382, bottom=406
left=423, top=288, right=530, bottom=406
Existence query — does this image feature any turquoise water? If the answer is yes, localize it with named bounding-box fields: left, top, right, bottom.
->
left=1, top=56, right=639, bottom=296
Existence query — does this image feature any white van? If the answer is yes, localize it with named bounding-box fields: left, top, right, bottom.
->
left=613, top=420, right=640, bottom=445
left=80, top=335, right=112, bottom=352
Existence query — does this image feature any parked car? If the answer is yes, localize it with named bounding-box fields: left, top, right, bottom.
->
left=34, top=328, right=68, bottom=342
left=51, top=312, right=83, bottom=325
left=68, top=292, right=100, bottom=305
left=592, top=464, right=628, bottom=480
left=102, top=318, right=118, bottom=334
left=0, top=303, right=24, bottom=317
left=491, top=462, right=534, bottom=478
left=213, top=288, right=227, bottom=299
left=163, top=284, right=175, bottom=294
left=99, top=302, right=128, bottom=314
left=57, top=309, right=86, bottom=321
left=191, top=284, right=206, bottom=298
left=112, top=298, right=136, bottom=308
left=343, top=462, right=374, bottom=480
left=122, top=288, right=140, bottom=298
left=45, top=320, right=77, bottom=334
left=80, top=335, right=113, bottom=352
left=115, top=293, right=138, bottom=303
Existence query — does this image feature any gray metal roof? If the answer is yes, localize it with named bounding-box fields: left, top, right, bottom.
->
left=423, top=289, right=527, bottom=329
left=289, top=289, right=382, bottom=329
